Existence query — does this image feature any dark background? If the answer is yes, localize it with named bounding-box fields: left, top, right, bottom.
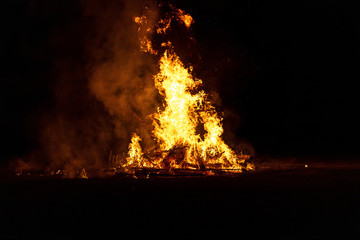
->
left=1, top=1, right=360, bottom=238
left=1, top=0, right=359, bottom=166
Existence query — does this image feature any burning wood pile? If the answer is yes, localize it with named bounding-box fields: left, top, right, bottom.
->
left=13, top=3, right=254, bottom=179
left=109, top=4, right=254, bottom=177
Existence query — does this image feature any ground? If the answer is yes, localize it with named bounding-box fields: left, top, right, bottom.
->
left=1, top=160, right=360, bottom=239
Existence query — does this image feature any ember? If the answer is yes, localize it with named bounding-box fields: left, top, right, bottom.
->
left=112, top=4, right=254, bottom=175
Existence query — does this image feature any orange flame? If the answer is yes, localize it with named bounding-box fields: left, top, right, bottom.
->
left=122, top=6, right=253, bottom=172
left=176, top=9, right=194, bottom=28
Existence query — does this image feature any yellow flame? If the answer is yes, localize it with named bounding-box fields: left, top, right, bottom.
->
left=151, top=50, right=243, bottom=169
left=126, top=133, right=144, bottom=167
left=123, top=6, right=252, bottom=172
left=153, top=50, right=201, bottom=150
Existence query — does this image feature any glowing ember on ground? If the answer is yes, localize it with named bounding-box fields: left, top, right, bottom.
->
left=113, top=4, right=254, bottom=175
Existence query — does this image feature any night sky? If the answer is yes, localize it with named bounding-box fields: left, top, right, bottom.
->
left=1, top=0, right=359, bottom=167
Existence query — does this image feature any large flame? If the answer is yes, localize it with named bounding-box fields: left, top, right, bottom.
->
left=121, top=5, right=253, bottom=173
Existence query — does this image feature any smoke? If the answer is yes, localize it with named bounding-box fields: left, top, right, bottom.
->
left=85, top=0, right=159, bottom=151
left=11, top=0, right=254, bottom=175
left=12, top=0, right=160, bottom=175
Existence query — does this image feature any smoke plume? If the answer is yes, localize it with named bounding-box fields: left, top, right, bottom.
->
left=12, top=0, right=160, bottom=176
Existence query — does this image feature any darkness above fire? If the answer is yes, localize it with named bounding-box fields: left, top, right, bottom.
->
left=0, top=0, right=359, bottom=166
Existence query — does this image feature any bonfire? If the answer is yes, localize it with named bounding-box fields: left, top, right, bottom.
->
left=112, top=4, right=254, bottom=176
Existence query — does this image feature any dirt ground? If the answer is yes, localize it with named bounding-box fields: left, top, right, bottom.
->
left=1, top=161, right=360, bottom=239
